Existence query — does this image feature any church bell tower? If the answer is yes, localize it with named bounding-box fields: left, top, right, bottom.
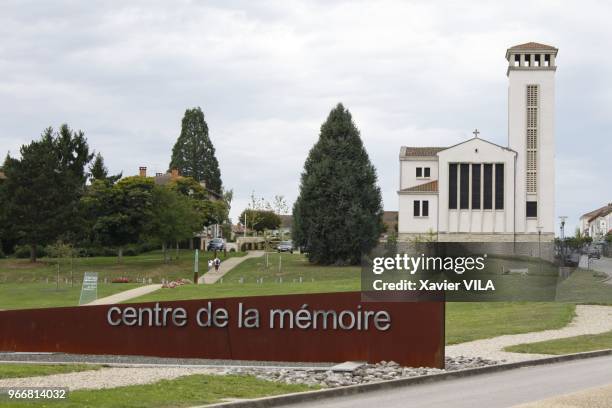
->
left=506, top=42, right=558, bottom=240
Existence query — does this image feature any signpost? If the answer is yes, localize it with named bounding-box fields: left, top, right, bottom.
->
left=194, top=249, right=199, bottom=284
left=78, top=272, right=98, bottom=305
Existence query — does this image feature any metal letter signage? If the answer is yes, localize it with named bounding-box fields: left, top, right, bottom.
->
left=0, top=292, right=445, bottom=368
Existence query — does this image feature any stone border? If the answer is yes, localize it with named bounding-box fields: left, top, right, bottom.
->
left=197, top=349, right=612, bottom=408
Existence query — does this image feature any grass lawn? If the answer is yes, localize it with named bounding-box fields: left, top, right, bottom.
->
left=505, top=330, right=612, bottom=354
left=555, top=268, right=612, bottom=305
left=0, top=364, right=101, bottom=379
left=0, top=249, right=245, bottom=310
left=446, top=302, right=576, bottom=344
left=0, top=282, right=141, bottom=310
left=0, top=374, right=315, bottom=407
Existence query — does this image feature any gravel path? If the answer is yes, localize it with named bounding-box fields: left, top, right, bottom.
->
left=0, top=357, right=497, bottom=391
left=85, top=284, right=162, bottom=306
left=0, top=366, right=221, bottom=390
left=446, top=305, right=612, bottom=362
left=199, top=251, right=264, bottom=284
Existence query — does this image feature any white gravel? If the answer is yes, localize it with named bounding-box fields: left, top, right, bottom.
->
left=446, top=305, right=612, bottom=362
left=0, top=366, right=223, bottom=391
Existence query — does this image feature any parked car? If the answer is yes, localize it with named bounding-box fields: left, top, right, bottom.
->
left=277, top=241, right=294, bottom=253
left=207, top=238, right=225, bottom=251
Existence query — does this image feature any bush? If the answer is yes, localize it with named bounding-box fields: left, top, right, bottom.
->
left=14, top=245, right=47, bottom=259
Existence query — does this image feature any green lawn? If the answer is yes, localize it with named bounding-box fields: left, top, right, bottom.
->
left=505, top=330, right=612, bottom=355
left=0, top=282, right=141, bottom=310
left=0, top=374, right=315, bottom=407
left=446, top=302, right=576, bottom=344
left=0, top=249, right=245, bottom=310
left=0, top=364, right=101, bottom=379
left=555, top=268, right=612, bottom=305
left=133, top=252, right=359, bottom=303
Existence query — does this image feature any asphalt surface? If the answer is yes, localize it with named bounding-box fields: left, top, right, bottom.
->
left=279, top=355, right=612, bottom=408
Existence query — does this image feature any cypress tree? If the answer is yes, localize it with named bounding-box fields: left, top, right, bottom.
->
left=293, top=103, right=383, bottom=265
left=169, top=107, right=222, bottom=194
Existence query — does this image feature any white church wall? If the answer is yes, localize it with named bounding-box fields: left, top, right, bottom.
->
left=399, top=159, right=438, bottom=190
left=437, top=138, right=516, bottom=235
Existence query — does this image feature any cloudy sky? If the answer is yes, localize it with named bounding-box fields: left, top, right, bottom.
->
left=1, top=0, right=610, bottom=233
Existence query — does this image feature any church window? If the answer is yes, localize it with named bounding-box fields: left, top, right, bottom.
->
left=424, top=167, right=430, bottom=177
left=483, top=164, right=493, bottom=209
left=495, top=163, right=504, bottom=209
left=416, top=167, right=422, bottom=178
left=413, top=200, right=429, bottom=217
left=413, top=200, right=420, bottom=217
left=526, top=201, right=538, bottom=218
left=460, top=164, right=469, bottom=209
left=422, top=200, right=429, bottom=217
left=449, top=164, right=457, bottom=209
left=471, top=164, right=481, bottom=209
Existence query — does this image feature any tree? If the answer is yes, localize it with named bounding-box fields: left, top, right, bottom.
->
left=3, top=125, right=93, bottom=261
left=169, top=107, right=223, bottom=194
left=239, top=209, right=281, bottom=232
left=272, top=195, right=289, bottom=215
left=292, top=103, right=383, bottom=265
left=89, top=152, right=121, bottom=184
left=166, top=176, right=229, bottom=227
left=148, top=186, right=201, bottom=263
left=82, top=176, right=155, bottom=261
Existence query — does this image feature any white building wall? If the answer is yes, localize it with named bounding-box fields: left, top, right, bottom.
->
left=399, top=159, right=439, bottom=190
left=437, top=138, right=516, bottom=236
left=508, top=70, right=555, bottom=236
left=398, top=193, right=438, bottom=234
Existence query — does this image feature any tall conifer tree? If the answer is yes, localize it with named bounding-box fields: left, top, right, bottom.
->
left=293, top=103, right=383, bottom=264
left=169, top=107, right=222, bottom=194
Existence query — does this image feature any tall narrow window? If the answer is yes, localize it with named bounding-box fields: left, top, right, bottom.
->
left=422, top=200, right=429, bottom=217
left=495, top=163, right=504, bottom=209
left=413, top=200, right=420, bottom=217
left=424, top=167, right=430, bottom=178
left=526, top=85, right=538, bottom=194
left=471, top=164, right=481, bottom=209
left=449, top=163, right=457, bottom=209
left=483, top=164, right=493, bottom=209
left=460, top=164, right=469, bottom=209
left=416, top=167, right=422, bottom=178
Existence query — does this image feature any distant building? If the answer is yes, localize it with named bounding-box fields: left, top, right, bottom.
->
left=580, top=203, right=612, bottom=239
left=0, top=171, right=6, bottom=182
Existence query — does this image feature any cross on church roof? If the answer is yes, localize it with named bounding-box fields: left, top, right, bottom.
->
left=472, top=128, right=480, bottom=138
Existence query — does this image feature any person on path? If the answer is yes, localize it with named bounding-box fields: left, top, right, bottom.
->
left=214, top=257, right=221, bottom=272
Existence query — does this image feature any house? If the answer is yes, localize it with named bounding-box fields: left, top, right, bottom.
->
left=398, top=42, right=558, bottom=243
left=580, top=203, right=612, bottom=239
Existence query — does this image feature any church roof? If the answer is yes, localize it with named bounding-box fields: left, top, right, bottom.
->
left=399, top=180, right=438, bottom=193
left=400, top=147, right=446, bottom=158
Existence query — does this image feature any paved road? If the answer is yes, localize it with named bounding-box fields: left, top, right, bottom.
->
left=589, top=256, right=612, bottom=284
left=279, top=355, right=612, bottom=408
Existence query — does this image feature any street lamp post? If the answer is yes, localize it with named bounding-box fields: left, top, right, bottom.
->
left=537, top=226, right=543, bottom=273
left=559, top=216, right=567, bottom=266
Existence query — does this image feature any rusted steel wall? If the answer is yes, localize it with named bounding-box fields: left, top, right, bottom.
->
left=0, top=292, right=445, bottom=368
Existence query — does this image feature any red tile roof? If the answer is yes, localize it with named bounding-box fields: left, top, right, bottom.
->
left=400, top=147, right=446, bottom=157
left=400, top=180, right=438, bottom=193
left=582, top=203, right=612, bottom=223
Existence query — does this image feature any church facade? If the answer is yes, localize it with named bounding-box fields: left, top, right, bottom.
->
left=398, top=42, right=557, bottom=243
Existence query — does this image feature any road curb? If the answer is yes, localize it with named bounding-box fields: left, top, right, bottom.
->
left=198, top=349, right=612, bottom=408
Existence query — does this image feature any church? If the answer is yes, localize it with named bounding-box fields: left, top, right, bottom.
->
left=398, top=42, right=557, bottom=243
